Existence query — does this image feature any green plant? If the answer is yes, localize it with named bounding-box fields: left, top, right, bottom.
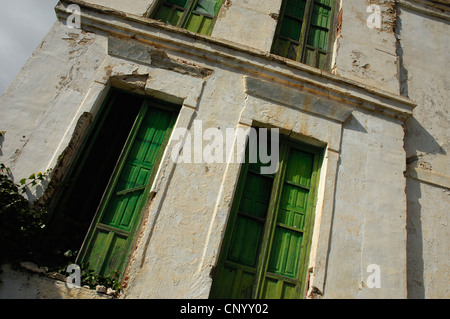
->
left=0, top=164, right=48, bottom=263
left=0, top=163, right=122, bottom=292
left=79, top=264, right=122, bottom=291
left=18, top=169, right=53, bottom=193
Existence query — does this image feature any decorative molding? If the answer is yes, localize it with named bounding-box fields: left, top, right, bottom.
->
left=406, top=166, right=450, bottom=189
left=244, top=76, right=353, bottom=123
left=108, top=36, right=214, bottom=78
left=398, top=0, right=450, bottom=21
left=55, top=0, right=416, bottom=122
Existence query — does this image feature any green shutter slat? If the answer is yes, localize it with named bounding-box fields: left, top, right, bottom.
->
left=155, top=5, right=185, bottom=26
left=280, top=17, right=302, bottom=41
left=154, top=0, right=223, bottom=35
left=286, top=0, right=307, bottom=20
left=267, top=228, right=303, bottom=277
left=166, top=0, right=189, bottom=7
left=227, top=172, right=273, bottom=267
left=185, top=13, right=204, bottom=33
left=272, top=0, right=334, bottom=69
left=195, top=0, right=220, bottom=15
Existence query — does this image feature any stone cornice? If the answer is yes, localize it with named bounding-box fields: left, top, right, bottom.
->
left=55, top=0, right=416, bottom=121
left=398, top=0, right=450, bottom=21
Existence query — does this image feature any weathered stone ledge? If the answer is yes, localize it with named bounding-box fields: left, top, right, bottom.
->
left=56, top=0, right=416, bottom=121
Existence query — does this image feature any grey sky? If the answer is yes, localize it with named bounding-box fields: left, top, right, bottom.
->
left=0, top=0, right=59, bottom=96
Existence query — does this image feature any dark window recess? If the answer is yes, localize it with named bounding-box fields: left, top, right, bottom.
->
left=42, top=90, right=179, bottom=279
left=42, top=91, right=144, bottom=266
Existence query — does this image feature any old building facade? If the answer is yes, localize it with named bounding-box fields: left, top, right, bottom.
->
left=0, top=0, right=448, bottom=299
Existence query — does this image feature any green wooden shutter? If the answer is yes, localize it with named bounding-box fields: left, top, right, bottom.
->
left=272, top=0, right=335, bottom=70
left=153, top=0, right=190, bottom=27
left=272, top=0, right=307, bottom=60
left=303, top=0, right=333, bottom=69
left=79, top=101, right=177, bottom=277
left=260, top=148, right=315, bottom=299
left=210, top=166, right=274, bottom=298
left=184, top=0, right=223, bottom=35
left=153, top=0, right=224, bottom=36
left=210, top=134, right=322, bottom=299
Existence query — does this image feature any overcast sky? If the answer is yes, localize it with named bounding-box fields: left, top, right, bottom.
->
left=0, top=0, right=59, bottom=96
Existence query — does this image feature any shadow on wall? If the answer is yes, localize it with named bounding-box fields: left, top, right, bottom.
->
left=405, top=117, right=447, bottom=157
left=406, top=177, right=425, bottom=299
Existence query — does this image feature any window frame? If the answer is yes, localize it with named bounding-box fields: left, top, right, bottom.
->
left=271, top=0, right=338, bottom=71
left=76, top=90, right=180, bottom=277
left=150, top=0, right=225, bottom=36
left=45, top=88, right=180, bottom=279
left=210, top=132, right=323, bottom=299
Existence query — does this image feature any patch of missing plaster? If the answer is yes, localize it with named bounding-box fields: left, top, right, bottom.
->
left=109, top=73, right=150, bottom=94
left=308, top=286, right=323, bottom=299
left=336, top=7, right=343, bottom=37
left=37, top=112, right=93, bottom=207
left=107, top=37, right=214, bottom=79
left=217, top=0, right=232, bottom=19
left=150, top=48, right=214, bottom=78
left=62, top=31, right=95, bottom=49
left=366, top=0, right=397, bottom=33
left=419, top=161, right=433, bottom=171
left=269, top=13, right=279, bottom=21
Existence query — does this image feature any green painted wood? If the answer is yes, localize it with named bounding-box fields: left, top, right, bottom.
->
left=271, top=0, right=335, bottom=70
left=154, top=1, right=188, bottom=26
left=80, top=101, right=177, bottom=277
left=210, top=133, right=322, bottom=299
left=153, top=0, right=223, bottom=35
left=259, top=148, right=314, bottom=298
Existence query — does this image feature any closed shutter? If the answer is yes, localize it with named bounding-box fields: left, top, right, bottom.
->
left=303, top=0, right=333, bottom=69
left=272, top=0, right=335, bottom=70
left=261, top=148, right=315, bottom=298
left=153, top=0, right=224, bottom=36
left=153, top=0, right=190, bottom=27
left=210, top=134, right=322, bottom=299
left=79, top=101, right=177, bottom=277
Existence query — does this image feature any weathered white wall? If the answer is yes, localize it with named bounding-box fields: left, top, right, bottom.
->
left=334, top=0, right=400, bottom=94
left=0, top=22, right=107, bottom=196
left=0, top=264, right=110, bottom=299
left=1, top=0, right=438, bottom=300
left=399, top=6, right=450, bottom=298
left=83, top=0, right=157, bottom=16
left=325, top=110, right=408, bottom=298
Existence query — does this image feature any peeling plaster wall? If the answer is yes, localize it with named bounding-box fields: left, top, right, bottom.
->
left=212, top=0, right=282, bottom=52
left=325, top=110, right=408, bottom=298
left=0, top=21, right=107, bottom=197
left=334, top=0, right=400, bottom=94
left=0, top=264, right=109, bottom=299
left=0, top=1, right=431, bottom=299
left=83, top=0, right=157, bottom=16
left=399, top=6, right=450, bottom=298
left=123, top=68, right=248, bottom=299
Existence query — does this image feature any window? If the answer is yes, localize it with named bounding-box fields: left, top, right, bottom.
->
left=45, top=89, right=179, bottom=277
left=210, top=131, right=322, bottom=299
left=272, top=0, right=337, bottom=70
left=151, top=0, right=224, bottom=36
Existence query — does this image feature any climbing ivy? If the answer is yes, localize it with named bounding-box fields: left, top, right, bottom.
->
left=0, top=163, right=122, bottom=293
left=0, top=164, right=48, bottom=263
